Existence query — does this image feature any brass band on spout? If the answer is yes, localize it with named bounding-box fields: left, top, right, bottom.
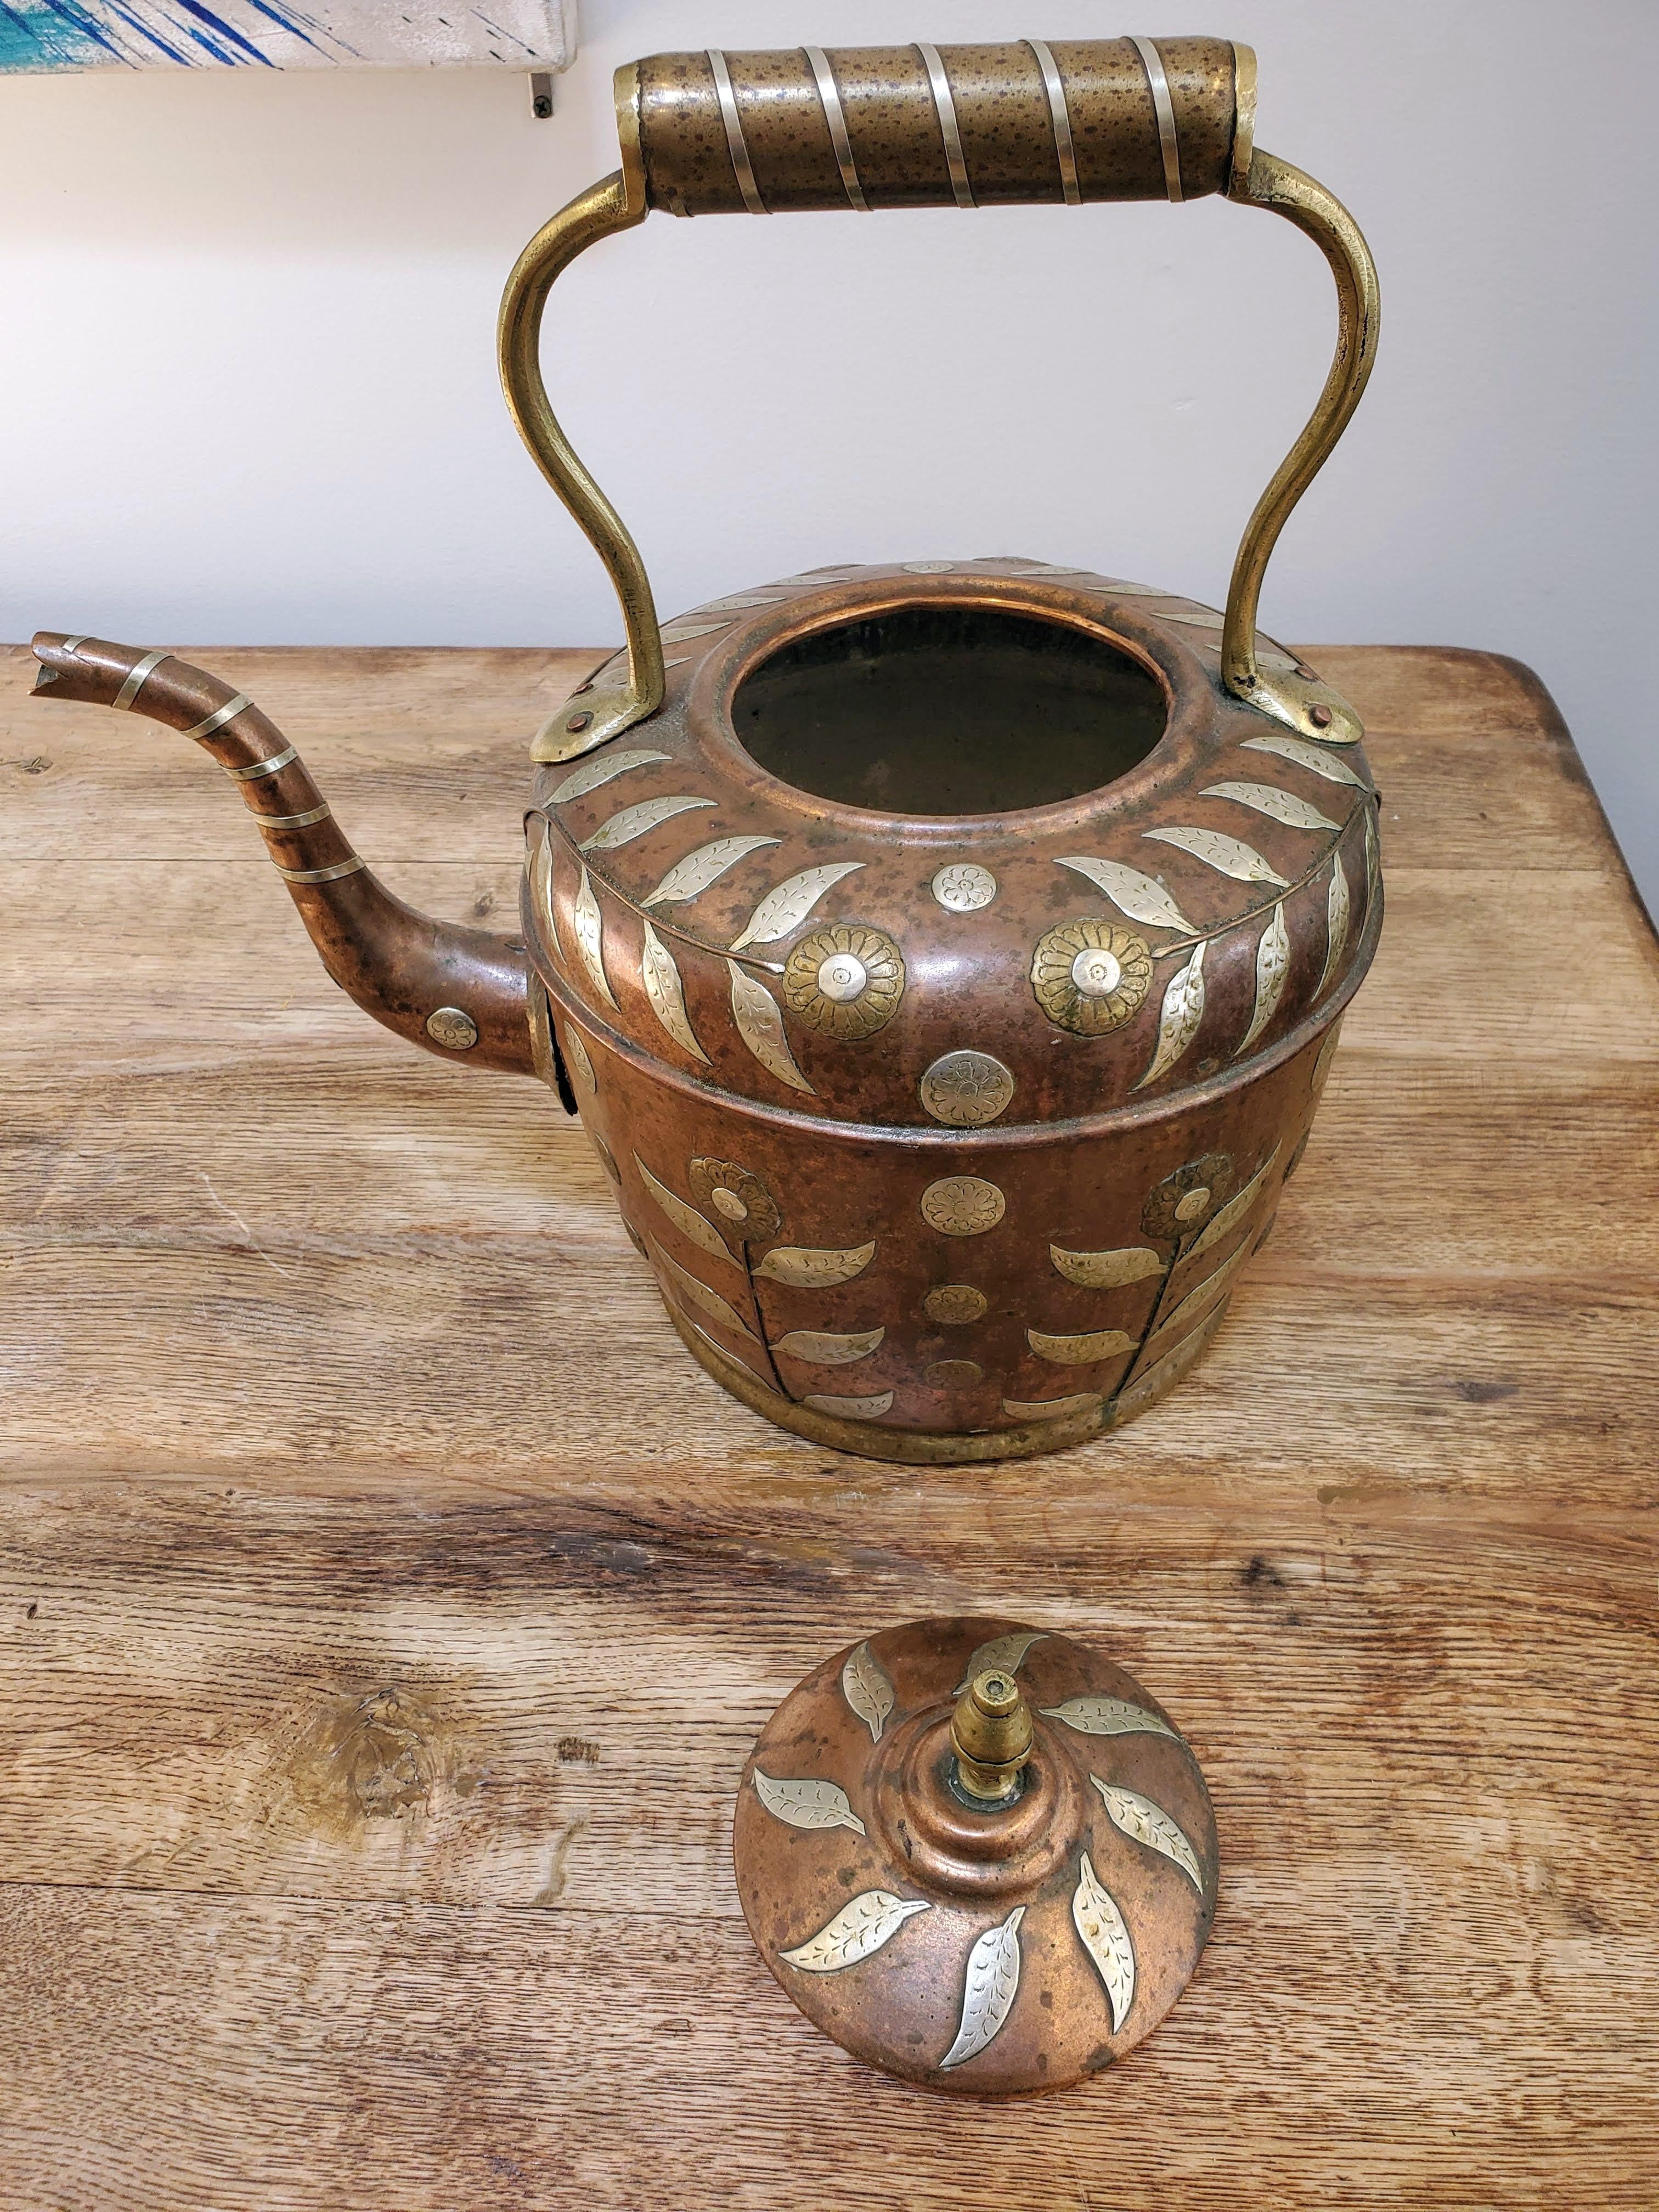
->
left=500, top=38, right=1379, bottom=760
left=256, top=802, right=332, bottom=830
left=274, top=854, right=365, bottom=884
left=185, top=693, right=254, bottom=742
left=225, top=743, right=297, bottom=781
left=112, top=648, right=170, bottom=712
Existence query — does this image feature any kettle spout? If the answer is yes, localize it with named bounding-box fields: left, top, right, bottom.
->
left=32, top=633, right=538, bottom=1077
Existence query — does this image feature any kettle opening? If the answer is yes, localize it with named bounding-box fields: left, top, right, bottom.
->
left=730, top=602, right=1166, bottom=817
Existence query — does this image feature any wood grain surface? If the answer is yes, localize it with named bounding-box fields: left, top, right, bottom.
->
left=1, top=641, right=1655, bottom=2210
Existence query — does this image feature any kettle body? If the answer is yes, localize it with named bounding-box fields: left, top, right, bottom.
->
left=33, top=35, right=1380, bottom=1463
left=524, top=557, right=1376, bottom=1462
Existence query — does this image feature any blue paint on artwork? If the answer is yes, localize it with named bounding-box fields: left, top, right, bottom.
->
left=0, top=0, right=565, bottom=68
left=0, top=1, right=122, bottom=66
left=170, top=0, right=274, bottom=64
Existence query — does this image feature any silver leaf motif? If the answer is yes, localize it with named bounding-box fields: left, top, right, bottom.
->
left=1312, top=1018, right=1344, bottom=1096
left=753, top=1241, right=876, bottom=1289
left=658, top=618, right=735, bottom=641
left=939, top=1907, right=1025, bottom=2072
left=571, top=865, right=617, bottom=1008
left=801, top=1390, right=894, bottom=1419
left=730, top=861, right=866, bottom=952
left=1201, top=780, right=1340, bottom=834
left=1236, top=902, right=1290, bottom=1058
left=1134, top=940, right=1206, bottom=1091
left=728, top=961, right=815, bottom=1094
left=953, top=1630, right=1047, bottom=1696
left=685, top=1317, right=782, bottom=1394
left=634, top=1157, right=738, bottom=1269
left=650, top=1239, right=761, bottom=1344
left=1143, top=825, right=1289, bottom=887
left=696, top=591, right=792, bottom=611
left=776, top=1326, right=884, bottom=1365
left=840, top=1641, right=896, bottom=1743
left=529, top=818, right=556, bottom=938
left=1316, top=849, right=1352, bottom=998
left=640, top=920, right=710, bottom=1064
left=1240, top=731, right=1369, bottom=788
left=752, top=1770, right=865, bottom=1834
left=1040, top=1696, right=1179, bottom=1741
left=561, top=1023, right=595, bottom=1096
left=1048, top=1244, right=1163, bottom=1290
left=641, top=834, right=781, bottom=909
left=549, top=747, right=670, bottom=805
left=780, top=1891, right=929, bottom=1972
left=1073, top=1853, right=1136, bottom=2032
left=1026, top=1325, right=1138, bottom=1367
left=1001, top=1392, right=1103, bottom=1424
left=1149, top=1239, right=1254, bottom=1346
left=1056, top=855, right=1197, bottom=934
left=579, top=794, right=715, bottom=853
left=1091, top=1778, right=1204, bottom=1892
left=1187, top=1144, right=1280, bottom=1261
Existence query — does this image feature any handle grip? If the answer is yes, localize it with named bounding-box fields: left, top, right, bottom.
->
left=635, top=39, right=1250, bottom=216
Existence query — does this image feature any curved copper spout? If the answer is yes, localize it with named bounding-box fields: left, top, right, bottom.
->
left=31, top=633, right=538, bottom=1078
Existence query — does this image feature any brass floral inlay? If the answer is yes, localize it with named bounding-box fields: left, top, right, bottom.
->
left=1140, top=1154, right=1234, bottom=1240
left=783, top=923, right=905, bottom=1039
left=924, top=1284, right=988, bottom=1326
left=689, top=1158, right=781, bottom=1242
left=1030, top=920, right=1153, bottom=1035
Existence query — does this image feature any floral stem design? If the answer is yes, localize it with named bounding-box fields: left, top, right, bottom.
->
left=744, top=1245, right=792, bottom=1399
left=1115, top=1230, right=1197, bottom=1393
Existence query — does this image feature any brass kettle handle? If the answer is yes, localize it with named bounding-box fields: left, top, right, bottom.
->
left=499, top=40, right=1379, bottom=764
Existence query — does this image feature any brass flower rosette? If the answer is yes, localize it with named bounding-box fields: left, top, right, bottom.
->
left=734, top=1616, right=1216, bottom=2095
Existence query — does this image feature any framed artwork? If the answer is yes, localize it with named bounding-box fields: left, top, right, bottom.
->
left=0, top=1, right=576, bottom=71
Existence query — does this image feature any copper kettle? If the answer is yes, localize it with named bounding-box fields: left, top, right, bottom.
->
left=33, top=38, right=1380, bottom=1464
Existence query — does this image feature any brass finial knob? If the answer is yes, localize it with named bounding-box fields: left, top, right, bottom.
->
left=950, top=1667, right=1034, bottom=1803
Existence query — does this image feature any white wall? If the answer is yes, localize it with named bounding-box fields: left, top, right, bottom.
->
left=2, top=1, right=1655, bottom=914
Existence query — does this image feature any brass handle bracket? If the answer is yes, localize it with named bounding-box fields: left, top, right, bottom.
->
left=499, top=69, right=659, bottom=765
left=1219, top=142, right=1381, bottom=744
left=500, top=47, right=1380, bottom=765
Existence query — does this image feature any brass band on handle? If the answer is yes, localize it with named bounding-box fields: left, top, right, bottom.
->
left=804, top=46, right=868, bottom=211
left=1026, top=39, right=1081, bottom=207
left=500, top=39, right=1380, bottom=761
left=707, top=48, right=768, bottom=216
left=1128, top=35, right=1185, bottom=202
left=916, top=43, right=975, bottom=210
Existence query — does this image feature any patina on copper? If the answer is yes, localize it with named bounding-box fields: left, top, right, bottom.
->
left=735, top=1617, right=1216, bottom=2095
left=30, top=36, right=1383, bottom=1466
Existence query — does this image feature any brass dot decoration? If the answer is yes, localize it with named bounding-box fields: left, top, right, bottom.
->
left=924, top=1359, right=984, bottom=1389
left=920, top=1176, right=1006, bottom=1238
left=919, top=1050, right=1015, bottom=1128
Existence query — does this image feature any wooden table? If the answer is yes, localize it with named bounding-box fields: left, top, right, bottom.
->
left=2, top=641, right=1655, bottom=2209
